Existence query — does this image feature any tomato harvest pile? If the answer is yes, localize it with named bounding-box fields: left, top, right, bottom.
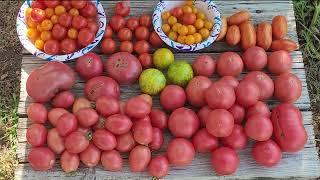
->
left=24, top=1, right=306, bottom=178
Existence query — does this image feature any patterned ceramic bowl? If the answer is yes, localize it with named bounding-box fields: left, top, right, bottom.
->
left=153, top=0, right=221, bottom=52
left=16, top=0, right=106, bottom=61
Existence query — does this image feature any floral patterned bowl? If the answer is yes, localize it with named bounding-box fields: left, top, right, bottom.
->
left=16, top=0, right=106, bottom=61
left=152, top=0, right=221, bottom=52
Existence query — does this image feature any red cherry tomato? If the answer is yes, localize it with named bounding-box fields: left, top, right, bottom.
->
left=31, top=1, right=46, bottom=9
left=44, top=40, right=60, bottom=55
left=71, top=0, right=87, bottom=9
left=171, top=7, right=183, bottom=18
left=58, top=13, right=72, bottom=28
left=117, top=28, right=132, bottom=41
left=31, top=8, right=46, bottom=23
left=52, top=24, right=67, bottom=40
left=60, top=38, right=77, bottom=54
left=110, top=15, right=126, bottom=32
left=135, top=26, right=150, bottom=40
left=138, top=53, right=152, bottom=69
left=80, top=2, right=97, bottom=18
left=120, top=41, right=133, bottom=53
left=139, top=14, right=152, bottom=28
left=43, top=0, right=60, bottom=8
left=78, top=28, right=95, bottom=47
left=134, top=40, right=150, bottom=54
left=114, top=1, right=130, bottom=17
left=87, top=21, right=99, bottom=34
left=61, top=1, right=72, bottom=10
left=104, top=25, right=113, bottom=38
left=126, top=17, right=139, bottom=31
left=101, top=38, right=116, bottom=54
left=72, top=15, right=88, bottom=29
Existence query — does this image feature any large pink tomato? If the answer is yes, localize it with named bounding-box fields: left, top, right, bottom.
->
left=84, top=76, right=120, bottom=101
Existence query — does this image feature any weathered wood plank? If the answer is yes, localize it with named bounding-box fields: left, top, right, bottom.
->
left=22, top=0, right=298, bottom=54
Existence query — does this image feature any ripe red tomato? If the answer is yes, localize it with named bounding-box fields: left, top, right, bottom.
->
left=104, top=25, right=113, bottom=38
left=78, top=28, right=94, bottom=47
left=120, top=41, right=133, bottom=53
left=114, top=1, right=130, bottom=17
left=87, top=21, right=98, bottom=34
left=101, top=38, right=116, bottom=54
left=71, top=0, right=87, bottom=9
left=138, top=53, right=152, bottom=69
left=182, top=13, right=196, bottom=25
left=58, top=13, right=72, bottom=28
left=80, top=2, right=97, bottom=18
left=31, top=8, right=46, bottom=23
left=52, top=24, right=67, bottom=40
left=61, top=1, right=72, bottom=10
left=72, top=15, right=88, bottom=29
left=110, top=15, right=126, bottom=32
left=135, top=26, right=150, bottom=40
left=60, top=38, right=77, bottom=54
left=31, top=1, right=46, bottom=9
left=134, top=40, right=150, bottom=54
left=126, top=17, right=139, bottom=31
left=139, top=14, right=152, bottom=28
left=171, top=7, right=183, bottom=18
left=149, top=31, right=163, bottom=47
left=43, top=0, right=60, bottom=8
left=44, top=40, right=60, bottom=55
left=117, top=28, right=132, bottom=41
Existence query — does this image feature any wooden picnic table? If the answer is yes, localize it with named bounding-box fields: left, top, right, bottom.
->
left=15, top=1, right=320, bottom=179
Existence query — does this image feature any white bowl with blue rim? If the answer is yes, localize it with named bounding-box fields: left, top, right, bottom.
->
left=16, top=0, right=106, bottom=61
left=153, top=0, right=221, bottom=52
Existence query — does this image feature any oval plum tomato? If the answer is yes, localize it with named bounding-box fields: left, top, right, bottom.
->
left=115, top=1, right=130, bottom=17
left=26, top=123, right=47, bottom=147
left=135, top=26, right=150, bottom=40
left=120, top=41, right=133, bottom=53
left=75, top=52, right=103, bottom=80
left=72, top=15, right=88, bottom=29
left=171, top=7, right=183, bottom=18
left=47, top=128, right=65, bottom=154
left=58, top=13, right=72, bottom=28
left=138, top=53, right=152, bottom=69
left=60, top=38, right=77, bottom=54
left=52, top=24, right=67, bottom=40
left=87, top=21, right=98, bottom=34
left=43, top=0, right=60, bottom=8
left=78, top=28, right=94, bottom=47
left=56, top=113, right=78, bottom=137
left=101, top=150, right=123, bottom=172
left=60, top=151, right=79, bottom=173
left=44, top=40, right=60, bottom=55
left=110, top=15, right=126, bottom=32
left=27, top=103, right=47, bottom=124
left=95, top=96, right=120, bottom=117
left=31, top=8, right=45, bottom=23
left=71, top=0, right=87, bottom=9
left=149, top=31, right=163, bottom=47
left=134, top=40, right=150, bottom=54
left=79, top=143, right=101, bottom=168
left=65, top=131, right=90, bottom=154
left=31, top=1, right=46, bottom=10
left=117, top=28, right=132, bottom=41
left=28, top=147, right=55, bottom=171
left=101, top=38, right=116, bottom=54
left=148, top=155, right=169, bottom=179
left=126, top=17, right=139, bottom=31
left=104, top=25, right=113, bottom=38
left=139, top=14, right=152, bottom=28
left=80, top=2, right=97, bottom=18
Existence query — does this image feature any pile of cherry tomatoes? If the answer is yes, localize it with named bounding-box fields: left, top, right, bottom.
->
left=161, top=1, right=213, bottom=45
left=26, top=0, right=98, bottom=55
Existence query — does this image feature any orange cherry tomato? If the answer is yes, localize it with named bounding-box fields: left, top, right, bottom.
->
left=40, top=19, right=53, bottom=31
left=69, top=8, right=79, bottom=17
left=27, top=28, right=39, bottom=40
left=27, top=18, right=38, bottom=28
left=67, top=28, right=78, bottom=39
left=55, top=5, right=66, bottom=16
left=45, top=8, right=54, bottom=18
left=51, top=15, right=59, bottom=24
left=40, top=31, right=52, bottom=42
left=26, top=8, right=32, bottom=18
left=35, top=39, right=44, bottom=50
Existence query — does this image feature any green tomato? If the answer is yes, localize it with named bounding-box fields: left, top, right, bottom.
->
left=153, top=48, right=174, bottom=69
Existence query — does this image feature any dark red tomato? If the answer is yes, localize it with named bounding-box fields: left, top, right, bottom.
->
left=71, top=0, right=87, bottom=9
left=134, top=40, right=150, bottom=54
left=60, top=38, right=76, bottom=54
left=120, top=41, right=133, bottom=53
left=43, top=0, right=60, bottom=8
left=61, top=1, right=72, bottom=10
left=75, top=52, right=103, bottom=80
left=80, top=2, right=97, bottom=18
left=31, top=8, right=45, bottom=22
left=139, top=14, right=152, bottom=28
left=104, top=25, right=113, bottom=38
left=87, top=21, right=98, bottom=34
left=126, top=17, right=139, bottom=31
left=149, top=31, right=163, bottom=47
left=101, top=38, right=116, bottom=54
left=52, top=24, right=67, bottom=40
left=117, top=28, right=132, bottom=41
left=58, top=13, right=72, bottom=28
left=115, top=1, right=130, bottom=17
left=110, top=15, right=126, bottom=32
left=138, top=53, right=152, bottom=69
left=78, top=28, right=94, bottom=47
left=31, top=1, right=46, bottom=9
left=135, top=26, right=150, bottom=40
left=44, top=40, right=60, bottom=55
left=171, top=7, right=183, bottom=18
left=72, top=15, right=88, bottom=29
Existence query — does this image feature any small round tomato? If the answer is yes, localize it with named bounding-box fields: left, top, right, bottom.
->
left=101, top=38, right=116, bottom=54
left=44, top=8, right=54, bottom=18
left=43, top=0, right=60, bottom=8
left=27, top=28, right=40, bottom=41
left=126, top=17, right=139, bottom=31
left=149, top=31, right=163, bottom=47
left=138, top=53, right=152, bottom=69
left=139, top=14, right=152, bottom=27
left=134, top=40, right=150, bottom=54
left=31, top=8, right=46, bottom=23
left=78, top=28, right=95, bottom=47
left=31, top=1, right=46, bottom=10
left=104, top=25, right=113, bottom=38
left=72, top=15, right=88, bottom=29
left=55, top=5, right=66, bottom=16
left=60, top=38, right=77, bottom=54
left=40, top=19, right=53, bottom=31
left=117, top=28, right=132, bottom=41
left=120, top=41, right=133, bottom=53
left=27, top=18, right=37, bottom=28
left=87, top=21, right=98, bottom=34
left=44, top=40, right=59, bottom=55
left=67, top=28, right=78, bottom=39
left=69, top=8, right=79, bottom=16
left=110, top=15, right=126, bottom=32
left=183, top=13, right=196, bottom=25
left=115, top=1, right=130, bottom=17
left=80, top=2, right=97, bottom=18
left=58, top=13, right=72, bottom=28
left=61, top=1, right=72, bottom=10
left=71, top=0, right=87, bottom=9
left=135, top=26, right=150, bottom=40
left=50, top=15, right=59, bottom=24
left=171, top=7, right=183, bottom=18
left=52, top=24, right=67, bottom=40
left=40, top=31, right=52, bottom=42
left=35, top=39, right=45, bottom=50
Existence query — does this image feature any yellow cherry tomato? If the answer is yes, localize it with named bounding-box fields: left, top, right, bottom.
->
left=185, top=35, right=195, bottom=45
left=204, top=20, right=213, bottom=30
left=27, top=18, right=38, bottom=28
left=35, top=39, right=44, bottom=50
left=55, top=5, right=66, bottom=16
left=27, top=28, right=39, bottom=40
left=36, top=24, right=43, bottom=32
left=69, top=8, right=79, bottom=17
left=162, top=11, right=171, bottom=20
left=26, top=7, right=32, bottom=18
left=168, top=16, right=177, bottom=26
left=45, top=8, right=54, bottom=18
left=199, top=28, right=210, bottom=39
left=162, top=24, right=171, bottom=34
left=172, top=23, right=182, bottom=32
left=40, top=31, right=52, bottom=42
left=194, top=19, right=204, bottom=29
left=187, top=25, right=196, bottom=35
left=68, top=28, right=78, bottom=39
left=193, top=33, right=202, bottom=43
left=168, top=31, right=178, bottom=41
left=51, top=15, right=59, bottom=24
left=182, top=5, right=192, bottom=13
left=40, top=19, right=53, bottom=31
left=177, top=35, right=186, bottom=44
left=185, top=0, right=193, bottom=6
left=192, top=7, right=198, bottom=14
left=178, top=25, right=188, bottom=36
left=196, top=12, right=206, bottom=20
